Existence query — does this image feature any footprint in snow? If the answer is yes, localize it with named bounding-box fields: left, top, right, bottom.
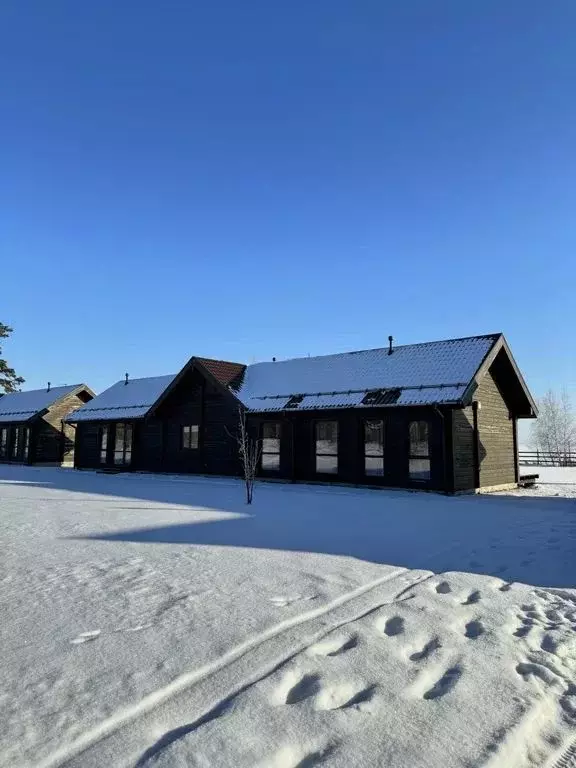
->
left=70, top=630, right=101, bottom=645
left=308, top=634, right=358, bottom=657
left=435, top=581, right=452, bottom=594
left=376, top=616, right=405, bottom=637
left=423, top=666, right=462, bottom=700
left=281, top=673, right=322, bottom=705
left=315, top=682, right=376, bottom=711
left=464, top=620, right=484, bottom=639
left=462, top=590, right=481, bottom=605
left=409, top=637, right=441, bottom=662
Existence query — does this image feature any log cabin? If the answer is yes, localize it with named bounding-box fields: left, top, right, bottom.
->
left=67, top=333, right=537, bottom=493
left=0, top=384, right=94, bottom=465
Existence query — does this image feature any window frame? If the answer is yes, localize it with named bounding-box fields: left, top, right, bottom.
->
left=261, top=422, right=281, bottom=472
left=315, top=420, right=339, bottom=475
left=181, top=424, right=199, bottom=450
left=408, top=420, right=431, bottom=482
left=23, top=427, right=30, bottom=461
left=11, top=426, right=20, bottom=459
left=99, top=425, right=109, bottom=465
left=364, top=419, right=385, bottom=477
left=113, top=422, right=133, bottom=466
left=0, top=427, right=7, bottom=458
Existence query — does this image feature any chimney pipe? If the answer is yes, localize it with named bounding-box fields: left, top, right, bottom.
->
left=47, top=381, right=51, bottom=392
left=388, top=335, right=394, bottom=355
left=272, top=357, right=276, bottom=362
left=125, top=372, right=129, bottom=385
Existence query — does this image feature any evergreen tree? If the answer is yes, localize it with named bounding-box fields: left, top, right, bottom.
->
left=0, top=323, right=24, bottom=393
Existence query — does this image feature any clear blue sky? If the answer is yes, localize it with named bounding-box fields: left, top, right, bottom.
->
left=1, top=1, right=575, bottom=409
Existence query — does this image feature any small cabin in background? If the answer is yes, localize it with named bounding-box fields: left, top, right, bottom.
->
left=0, top=384, right=94, bottom=466
left=67, top=333, right=537, bottom=493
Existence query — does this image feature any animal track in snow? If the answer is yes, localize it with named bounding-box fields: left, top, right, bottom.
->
left=376, top=615, right=405, bottom=637
left=307, top=634, right=358, bottom=657
left=499, top=582, right=512, bottom=592
left=423, top=666, right=462, bottom=700
left=462, top=590, right=481, bottom=605
left=70, top=630, right=101, bottom=645
left=435, top=581, right=452, bottom=594
left=464, top=620, right=484, bottom=639
left=409, top=637, right=441, bottom=662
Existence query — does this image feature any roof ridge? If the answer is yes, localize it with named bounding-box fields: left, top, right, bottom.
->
left=1, top=383, right=84, bottom=394
left=249, top=333, right=501, bottom=367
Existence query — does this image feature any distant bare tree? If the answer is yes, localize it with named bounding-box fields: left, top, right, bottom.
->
left=228, top=407, right=261, bottom=504
left=530, top=389, right=576, bottom=465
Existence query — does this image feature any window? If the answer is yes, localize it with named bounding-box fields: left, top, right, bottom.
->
left=23, top=428, right=30, bottom=461
left=182, top=425, right=199, bottom=450
left=12, top=427, right=20, bottom=458
left=0, top=428, right=7, bottom=458
left=409, top=421, right=431, bottom=481
left=114, top=423, right=133, bottom=466
left=100, top=426, right=109, bottom=464
left=315, top=421, right=338, bottom=474
left=261, top=422, right=281, bottom=471
left=365, top=420, right=384, bottom=476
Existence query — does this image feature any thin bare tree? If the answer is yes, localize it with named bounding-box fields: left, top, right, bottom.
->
left=530, top=388, right=576, bottom=465
left=227, top=407, right=261, bottom=504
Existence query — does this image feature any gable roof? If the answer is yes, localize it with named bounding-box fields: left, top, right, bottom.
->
left=67, top=374, right=176, bottom=422
left=196, top=358, right=246, bottom=389
left=0, top=384, right=92, bottom=423
left=236, top=334, right=503, bottom=412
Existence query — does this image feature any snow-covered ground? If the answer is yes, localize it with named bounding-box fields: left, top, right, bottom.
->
left=0, top=465, right=575, bottom=768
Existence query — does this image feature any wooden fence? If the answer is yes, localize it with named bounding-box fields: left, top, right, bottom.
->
left=519, top=450, right=576, bottom=467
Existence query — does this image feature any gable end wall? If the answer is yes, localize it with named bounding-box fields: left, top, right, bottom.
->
left=476, top=367, right=515, bottom=488
left=37, top=391, right=89, bottom=464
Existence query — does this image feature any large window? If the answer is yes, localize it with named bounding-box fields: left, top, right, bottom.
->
left=114, top=423, right=133, bottom=466
left=315, top=421, right=338, bottom=474
left=261, top=422, right=281, bottom=471
left=365, top=420, right=384, bottom=476
left=100, top=426, right=109, bottom=464
left=182, top=425, right=199, bottom=450
left=11, top=427, right=20, bottom=459
left=23, top=428, right=30, bottom=461
left=409, top=421, right=431, bottom=481
left=0, top=428, right=7, bottom=458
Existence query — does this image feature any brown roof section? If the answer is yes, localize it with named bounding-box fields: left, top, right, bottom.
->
left=196, top=357, right=246, bottom=390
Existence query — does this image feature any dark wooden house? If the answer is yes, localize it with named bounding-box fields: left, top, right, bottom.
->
left=68, top=334, right=537, bottom=493
left=0, top=384, right=94, bottom=465
left=69, top=359, right=245, bottom=477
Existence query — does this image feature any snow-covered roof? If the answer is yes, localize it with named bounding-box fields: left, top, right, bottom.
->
left=0, top=385, right=86, bottom=423
left=67, top=374, right=176, bottom=422
left=236, top=335, right=499, bottom=412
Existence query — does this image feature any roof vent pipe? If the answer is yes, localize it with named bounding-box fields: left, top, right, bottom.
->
left=272, top=357, right=276, bottom=362
left=47, top=381, right=51, bottom=392
left=388, top=336, right=394, bottom=355
left=125, top=372, right=129, bottom=385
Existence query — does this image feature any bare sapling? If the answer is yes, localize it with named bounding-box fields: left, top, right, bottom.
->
left=228, top=407, right=261, bottom=504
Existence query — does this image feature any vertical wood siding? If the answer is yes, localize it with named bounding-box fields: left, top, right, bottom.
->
left=451, top=406, right=476, bottom=491
left=476, top=367, right=515, bottom=487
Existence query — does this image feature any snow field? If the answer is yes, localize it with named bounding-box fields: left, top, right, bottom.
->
left=0, top=465, right=575, bottom=768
